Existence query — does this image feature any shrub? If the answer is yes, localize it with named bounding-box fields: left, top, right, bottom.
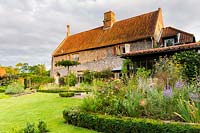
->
left=82, top=69, right=113, bottom=84
left=0, top=86, right=6, bottom=93
left=173, top=50, right=200, bottom=81
left=64, top=73, right=77, bottom=86
left=30, top=76, right=54, bottom=89
left=83, top=70, right=94, bottom=84
left=5, top=82, right=24, bottom=94
left=63, top=110, right=200, bottom=133
left=23, top=120, right=49, bottom=133
left=24, top=122, right=35, bottom=133
left=38, top=120, right=48, bottom=133
left=94, top=69, right=113, bottom=79
left=0, top=75, right=18, bottom=86
left=154, top=57, right=182, bottom=87
left=59, top=77, right=65, bottom=86
left=79, top=82, right=92, bottom=92
left=59, top=92, right=75, bottom=97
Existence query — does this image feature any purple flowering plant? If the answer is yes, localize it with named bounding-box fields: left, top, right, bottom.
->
left=163, top=84, right=173, bottom=97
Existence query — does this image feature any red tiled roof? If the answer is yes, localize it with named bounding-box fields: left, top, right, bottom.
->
left=160, top=27, right=195, bottom=44
left=122, top=42, right=200, bottom=58
left=53, top=9, right=161, bottom=56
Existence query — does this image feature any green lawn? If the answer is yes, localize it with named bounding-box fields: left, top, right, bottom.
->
left=0, top=93, right=10, bottom=99
left=0, top=93, right=97, bottom=133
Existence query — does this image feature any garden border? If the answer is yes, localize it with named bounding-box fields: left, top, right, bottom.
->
left=63, top=109, right=200, bottom=133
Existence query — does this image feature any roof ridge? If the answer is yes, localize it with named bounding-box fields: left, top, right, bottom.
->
left=68, top=9, right=159, bottom=37
left=115, top=9, right=159, bottom=24
left=165, top=26, right=194, bottom=36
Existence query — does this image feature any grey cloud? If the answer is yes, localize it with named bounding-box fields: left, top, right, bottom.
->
left=0, top=0, right=199, bottom=68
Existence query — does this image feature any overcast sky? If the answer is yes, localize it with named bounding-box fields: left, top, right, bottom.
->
left=0, top=0, right=199, bottom=69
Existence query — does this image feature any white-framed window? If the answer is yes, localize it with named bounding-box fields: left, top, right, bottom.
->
left=125, top=44, right=130, bottom=53
left=72, top=54, right=79, bottom=61
left=164, top=38, right=175, bottom=47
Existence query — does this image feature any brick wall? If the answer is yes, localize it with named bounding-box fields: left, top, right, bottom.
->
left=51, top=39, right=152, bottom=77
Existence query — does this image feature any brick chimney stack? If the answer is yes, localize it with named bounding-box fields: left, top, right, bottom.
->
left=103, top=11, right=116, bottom=29
left=66, top=25, right=70, bottom=37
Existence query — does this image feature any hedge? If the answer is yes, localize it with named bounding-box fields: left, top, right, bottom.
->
left=37, top=90, right=89, bottom=93
left=63, top=110, right=200, bottom=133
left=59, top=92, right=75, bottom=97
left=37, top=89, right=67, bottom=93
left=0, top=89, right=5, bottom=93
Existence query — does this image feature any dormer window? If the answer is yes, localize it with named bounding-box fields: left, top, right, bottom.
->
left=164, top=38, right=175, bottom=47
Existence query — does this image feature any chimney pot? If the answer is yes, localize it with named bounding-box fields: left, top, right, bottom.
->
left=66, top=25, right=70, bottom=37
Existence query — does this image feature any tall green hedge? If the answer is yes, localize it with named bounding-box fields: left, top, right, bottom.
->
left=63, top=110, right=200, bottom=133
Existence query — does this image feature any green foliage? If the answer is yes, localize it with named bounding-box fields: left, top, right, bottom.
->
left=59, top=77, right=65, bottom=86
left=173, top=50, right=200, bottom=81
left=55, top=60, right=80, bottom=70
left=121, top=59, right=132, bottom=82
left=94, top=69, right=113, bottom=79
left=31, top=76, right=54, bottom=89
left=83, top=70, right=93, bottom=84
left=0, top=75, right=18, bottom=86
left=136, top=67, right=151, bottom=79
left=23, top=120, right=48, bottom=133
left=121, top=59, right=132, bottom=74
left=82, top=69, right=113, bottom=84
left=154, top=57, right=182, bottom=87
left=4, top=66, right=19, bottom=75
left=64, top=72, right=77, bottom=86
left=80, top=63, right=199, bottom=122
left=174, top=98, right=200, bottom=123
left=59, top=92, right=75, bottom=97
left=63, top=110, right=200, bottom=133
left=5, top=82, right=24, bottom=94
left=23, top=122, right=35, bottom=133
left=0, top=86, right=6, bottom=92
left=38, top=120, right=48, bottom=133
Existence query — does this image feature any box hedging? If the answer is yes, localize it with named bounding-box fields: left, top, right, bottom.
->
left=37, top=90, right=89, bottom=93
left=37, top=89, right=67, bottom=93
left=63, top=109, right=200, bottom=133
left=59, top=92, right=75, bottom=97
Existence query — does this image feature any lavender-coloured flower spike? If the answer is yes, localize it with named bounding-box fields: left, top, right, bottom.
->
left=189, top=93, right=199, bottom=101
left=175, top=81, right=184, bottom=89
left=163, top=84, right=173, bottom=97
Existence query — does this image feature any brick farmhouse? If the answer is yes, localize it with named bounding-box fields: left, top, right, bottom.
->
left=51, top=8, right=199, bottom=80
